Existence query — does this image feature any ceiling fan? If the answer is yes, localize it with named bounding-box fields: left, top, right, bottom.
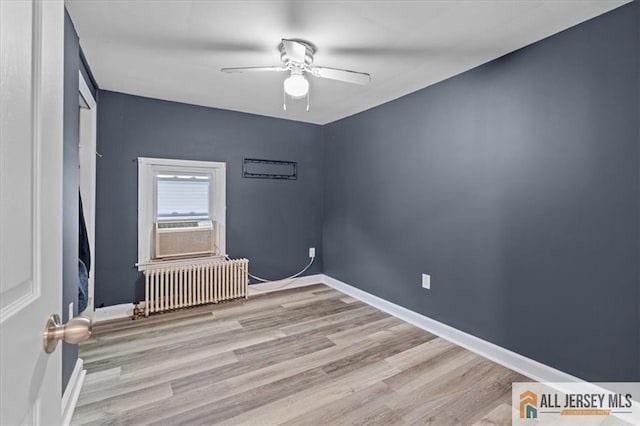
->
left=221, top=39, right=371, bottom=111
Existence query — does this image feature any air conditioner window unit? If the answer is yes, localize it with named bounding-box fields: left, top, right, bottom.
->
left=154, top=220, right=216, bottom=259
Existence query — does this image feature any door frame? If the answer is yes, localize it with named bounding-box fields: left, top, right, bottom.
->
left=78, top=70, right=97, bottom=315
left=60, top=69, right=97, bottom=425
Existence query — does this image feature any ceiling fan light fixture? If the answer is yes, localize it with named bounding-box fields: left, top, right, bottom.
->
left=283, top=74, right=309, bottom=98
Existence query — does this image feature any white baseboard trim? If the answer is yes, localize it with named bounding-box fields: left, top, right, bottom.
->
left=93, top=303, right=135, bottom=323
left=81, top=273, right=636, bottom=424
left=321, top=274, right=583, bottom=385
left=318, top=277, right=640, bottom=424
left=61, top=358, right=85, bottom=426
left=92, top=275, right=324, bottom=320
left=248, top=274, right=325, bottom=295
left=85, top=275, right=606, bottom=389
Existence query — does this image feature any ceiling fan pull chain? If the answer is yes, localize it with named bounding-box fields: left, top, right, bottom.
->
left=283, top=86, right=287, bottom=111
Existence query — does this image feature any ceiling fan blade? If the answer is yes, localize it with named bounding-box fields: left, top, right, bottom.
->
left=309, top=67, right=371, bottom=85
left=221, top=66, right=288, bottom=73
left=282, top=39, right=307, bottom=63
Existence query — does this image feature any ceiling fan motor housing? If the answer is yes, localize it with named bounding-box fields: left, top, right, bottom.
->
left=279, top=40, right=315, bottom=66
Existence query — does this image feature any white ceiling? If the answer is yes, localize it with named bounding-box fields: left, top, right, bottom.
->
left=66, top=1, right=630, bottom=125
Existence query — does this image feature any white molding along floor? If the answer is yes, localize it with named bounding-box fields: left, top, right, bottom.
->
left=91, top=273, right=581, bottom=385
left=61, top=358, right=86, bottom=426
left=93, top=303, right=135, bottom=322
left=320, top=275, right=581, bottom=385
left=91, top=276, right=324, bottom=322
left=83, top=273, right=637, bottom=424
left=247, top=274, right=325, bottom=295
left=91, top=274, right=628, bottom=402
left=319, top=275, right=638, bottom=425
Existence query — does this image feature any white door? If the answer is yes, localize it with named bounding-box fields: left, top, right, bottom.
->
left=1, top=0, right=66, bottom=424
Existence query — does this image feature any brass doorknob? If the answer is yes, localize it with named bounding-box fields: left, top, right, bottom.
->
left=43, top=314, right=92, bottom=354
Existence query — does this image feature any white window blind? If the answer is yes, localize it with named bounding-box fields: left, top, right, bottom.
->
left=156, top=176, right=210, bottom=220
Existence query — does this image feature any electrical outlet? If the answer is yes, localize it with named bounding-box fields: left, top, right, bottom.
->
left=422, top=274, right=431, bottom=290
left=309, top=247, right=316, bottom=258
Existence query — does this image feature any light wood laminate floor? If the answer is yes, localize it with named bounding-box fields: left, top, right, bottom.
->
left=72, top=284, right=527, bottom=425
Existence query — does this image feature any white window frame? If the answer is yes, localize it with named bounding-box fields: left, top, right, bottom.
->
left=137, top=157, right=226, bottom=266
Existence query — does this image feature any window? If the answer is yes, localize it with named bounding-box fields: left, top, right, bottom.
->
left=137, top=158, right=226, bottom=266
left=156, top=175, right=210, bottom=220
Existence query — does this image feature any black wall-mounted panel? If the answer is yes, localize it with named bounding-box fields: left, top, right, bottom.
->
left=243, top=158, right=297, bottom=180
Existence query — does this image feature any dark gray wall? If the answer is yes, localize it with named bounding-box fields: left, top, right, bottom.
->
left=323, top=2, right=639, bottom=382
left=95, top=91, right=324, bottom=307
left=62, top=10, right=80, bottom=391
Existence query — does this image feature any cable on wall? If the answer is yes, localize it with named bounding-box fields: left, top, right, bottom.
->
left=225, top=254, right=315, bottom=291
